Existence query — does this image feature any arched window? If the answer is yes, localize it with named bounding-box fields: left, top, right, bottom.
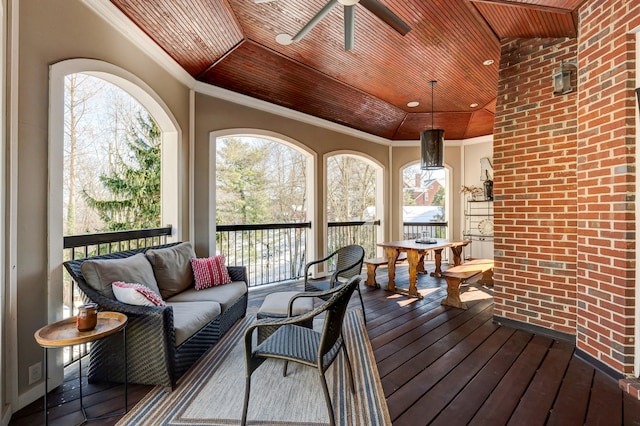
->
left=213, top=133, right=313, bottom=286
left=401, top=163, right=449, bottom=240
left=326, top=153, right=383, bottom=258
left=63, top=73, right=162, bottom=235
left=49, top=59, right=181, bottom=370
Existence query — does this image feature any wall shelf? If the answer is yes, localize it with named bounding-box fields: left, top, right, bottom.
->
left=463, top=198, right=493, bottom=259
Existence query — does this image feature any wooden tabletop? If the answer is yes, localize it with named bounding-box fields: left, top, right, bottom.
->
left=378, top=238, right=469, bottom=251
left=34, top=312, right=128, bottom=348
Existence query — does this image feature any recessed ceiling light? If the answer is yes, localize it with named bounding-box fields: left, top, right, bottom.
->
left=275, top=33, right=293, bottom=45
left=483, top=59, right=494, bottom=66
left=407, top=101, right=420, bottom=107
left=470, top=103, right=479, bottom=108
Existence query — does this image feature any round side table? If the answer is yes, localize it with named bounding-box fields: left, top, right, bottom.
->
left=34, top=312, right=128, bottom=425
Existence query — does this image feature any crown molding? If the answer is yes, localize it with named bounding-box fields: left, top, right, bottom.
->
left=194, top=81, right=392, bottom=145
left=391, top=138, right=464, bottom=147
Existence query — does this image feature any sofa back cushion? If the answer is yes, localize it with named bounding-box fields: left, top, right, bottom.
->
left=145, top=242, right=196, bottom=299
left=80, top=253, right=160, bottom=299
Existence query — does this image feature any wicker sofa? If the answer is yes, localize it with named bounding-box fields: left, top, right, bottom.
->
left=63, top=242, right=248, bottom=390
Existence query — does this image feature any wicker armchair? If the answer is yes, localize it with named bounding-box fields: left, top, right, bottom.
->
left=241, top=276, right=361, bottom=426
left=63, top=243, right=248, bottom=390
left=304, top=244, right=366, bottom=321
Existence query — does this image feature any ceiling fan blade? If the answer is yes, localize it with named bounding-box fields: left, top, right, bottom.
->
left=344, top=5, right=355, bottom=51
left=359, top=0, right=411, bottom=36
left=292, top=0, right=339, bottom=42
left=254, top=0, right=277, bottom=3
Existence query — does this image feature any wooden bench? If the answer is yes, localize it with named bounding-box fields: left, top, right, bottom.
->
left=364, top=253, right=407, bottom=288
left=440, top=259, right=494, bottom=309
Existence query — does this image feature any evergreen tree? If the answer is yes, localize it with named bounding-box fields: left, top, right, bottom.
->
left=216, top=138, right=269, bottom=224
left=83, top=113, right=161, bottom=231
left=432, top=186, right=445, bottom=206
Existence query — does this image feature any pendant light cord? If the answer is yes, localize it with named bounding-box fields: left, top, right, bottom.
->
left=430, top=80, right=436, bottom=130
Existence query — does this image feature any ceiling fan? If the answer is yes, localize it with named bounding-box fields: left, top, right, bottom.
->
left=255, top=0, right=411, bottom=51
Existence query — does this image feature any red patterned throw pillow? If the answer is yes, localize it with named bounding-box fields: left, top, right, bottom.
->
left=112, top=281, right=166, bottom=306
left=191, top=255, right=232, bottom=290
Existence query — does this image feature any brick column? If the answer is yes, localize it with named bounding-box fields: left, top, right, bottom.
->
left=576, top=0, right=638, bottom=379
left=493, top=37, right=579, bottom=335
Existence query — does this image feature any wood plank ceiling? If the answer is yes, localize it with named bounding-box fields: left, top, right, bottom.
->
left=109, top=0, right=580, bottom=141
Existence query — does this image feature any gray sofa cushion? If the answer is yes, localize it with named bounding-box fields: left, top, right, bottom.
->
left=80, top=253, right=160, bottom=299
left=146, top=242, right=196, bottom=299
left=165, top=281, right=246, bottom=311
left=168, top=301, right=221, bottom=347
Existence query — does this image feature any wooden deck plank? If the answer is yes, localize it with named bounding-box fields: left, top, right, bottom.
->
left=387, top=318, right=499, bottom=420
left=377, top=301, right=493, bottom=378
left=507, top=340, right=575, bottom=425
left=468, top=334, right=555, bottom=426
left=546, top=356, right=594, bottom=426
left=393, top=325, right=516, bottom=425
left=370, top=304, right=464, bottom=353
left=585, top=370, right=623, bottom=425
left=623, top=391, right=640, bottom=426
left=365, top=286, right=446, bottom=326
left=429, top=329, right=533, bottom=426
left=367, top=298, right=448, bottom=342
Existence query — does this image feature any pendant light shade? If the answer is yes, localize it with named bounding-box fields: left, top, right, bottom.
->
left=421, top=80, right=445, bottom=170
left=420, top=129, right=445, bottom=170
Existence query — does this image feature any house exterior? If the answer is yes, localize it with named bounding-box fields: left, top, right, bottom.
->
left=0, top=0, right=639, bottom=422
left=406, top=175, right=444, bottom=206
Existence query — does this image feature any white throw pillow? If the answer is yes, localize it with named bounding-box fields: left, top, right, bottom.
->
left=112, top=281, right=166, bottom=307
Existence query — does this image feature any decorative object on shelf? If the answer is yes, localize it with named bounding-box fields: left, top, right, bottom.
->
left=480, top=157, right=493, bottom=181
left=421, top=80, right=445, bottom=170
left=76, top=303, right=98, bottom=331
left=478, top=218, right=493, bottom=235
left=460, top=185, right=484, bottom=201
left=484, top=179, right=493, bottom=200
left=480, top=158, right=493, bottom=200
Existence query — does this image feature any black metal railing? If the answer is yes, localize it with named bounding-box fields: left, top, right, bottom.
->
left=327, top=220, right=380, bottom=269
left=62, top=225, right=173, bottom=365
left=216, top=222, right=311, bottom=287
left=403, top=221, right=449, bottom=261
left=403, top=222, right=448, bottom=240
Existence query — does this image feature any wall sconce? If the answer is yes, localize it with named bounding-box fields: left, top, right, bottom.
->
left=553, top=59, right=577, bottom=95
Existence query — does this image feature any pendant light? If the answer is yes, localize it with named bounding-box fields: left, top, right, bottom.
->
left=420, top=80, right=445, bottom=170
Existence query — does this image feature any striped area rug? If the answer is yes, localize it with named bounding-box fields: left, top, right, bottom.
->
left=117, top=309, right=391, bottom=425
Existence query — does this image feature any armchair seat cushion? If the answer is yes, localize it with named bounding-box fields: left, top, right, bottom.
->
left=256, top=291, right=315, bottom=343
left=258, top=291, right=315, bottom=316
left=169, top=301, right=221, bottom=346
left=166, top=281, right=247, bottom=311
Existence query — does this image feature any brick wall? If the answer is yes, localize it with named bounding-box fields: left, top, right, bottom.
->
left=576, top=0, right=638, bottom=375
left=494, top=0, right=639, bottom=380
left=493, top=38, right=579, bottom=336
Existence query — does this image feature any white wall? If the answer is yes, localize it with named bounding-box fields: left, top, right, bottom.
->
left=462, top=136, right=494, bottom=260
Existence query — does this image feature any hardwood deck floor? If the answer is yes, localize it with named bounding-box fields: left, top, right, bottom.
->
left=10, top=263, right=640, bottom=425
